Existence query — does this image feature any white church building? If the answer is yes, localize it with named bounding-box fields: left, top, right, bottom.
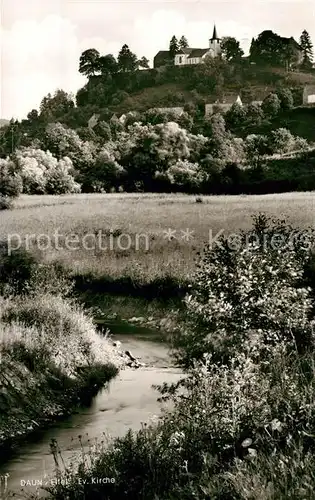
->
left=153, top=25, right=222, bottom=69
left=174, top=25, right=222, bottom=66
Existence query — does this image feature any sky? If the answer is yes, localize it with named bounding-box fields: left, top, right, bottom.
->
left=0, top=0, right=314, bottom=120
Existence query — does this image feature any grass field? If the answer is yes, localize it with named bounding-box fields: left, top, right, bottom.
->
left=1, top=192, right=315, bottom=285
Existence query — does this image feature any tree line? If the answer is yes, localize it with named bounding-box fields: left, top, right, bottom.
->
left=79, top=46, right=150, bottom=78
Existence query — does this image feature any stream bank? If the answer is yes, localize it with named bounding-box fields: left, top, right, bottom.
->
left=0, top=333, right=183, bottom=498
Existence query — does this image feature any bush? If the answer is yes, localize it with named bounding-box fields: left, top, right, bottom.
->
left=45, top=157, right=81, bottom=194
left=261, top=93, right=281, bottom=117
left=0, top=158, right=23, bottom=198
left=0, top=247, right=38, bottom=296
left=267, top=128, right=295, bottom=154
left=176, top=214, right=315, bottom=367
left=0, top=196, right=14, bottom=210
left=276, top=88, right=294, bottom=111
left=12, top=147, right=81, bottom=194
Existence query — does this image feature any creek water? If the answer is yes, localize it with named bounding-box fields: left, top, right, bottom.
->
left=0, top=330, right=183, bottom=498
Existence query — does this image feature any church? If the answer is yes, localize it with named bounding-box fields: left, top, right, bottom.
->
left=154, top=25, right=222, bottom=69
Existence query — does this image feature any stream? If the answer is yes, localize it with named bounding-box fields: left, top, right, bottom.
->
left=0, top=330, right=183, bottom=498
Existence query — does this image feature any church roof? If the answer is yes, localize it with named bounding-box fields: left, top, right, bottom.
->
left=177, top=47, right=198, bottom=55
left=153, top=50, right=172, bottom=67
left=187, top=48, right=210, bottom=58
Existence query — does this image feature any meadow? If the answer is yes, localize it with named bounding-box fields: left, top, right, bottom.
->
left=1, top=192, right=315, bottom=287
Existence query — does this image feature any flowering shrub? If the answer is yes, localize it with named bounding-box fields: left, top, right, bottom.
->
left=178, top=214, right=315, bottom=367
left=166, top=160, right=203, bottom=189
left=45, top=157, right=81, bottom=194
left=12, top=147, right=81, bottom=194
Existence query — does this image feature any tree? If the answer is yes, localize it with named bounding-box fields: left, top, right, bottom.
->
left=268, top=128, right=295, bottom=154
left=117, top=44, right=138, bottom=72
left=79, top=49, right=101, bottom=77
left=39, top=90, right=75, bottom=121
left=261, top=93, right=281, bottom=117
left=245, top=134, right=269, bottom=167
left=0, top=158, right=23, bottom=198
left=276, top=88, right=294, bottom=111
left=245, top=103, right=264, bottom=126
left=169, top=36, right=179, bottom=60
left=27, top=109, right=39, bottom=122
left=221, top=37, right=244, bottom=61
left=138, top=56, right=150, bottom=69
left=179, top=36, right=189, bottom=50
left=300, top=29, right=314, bottom=68
left=225, top=102, right=246, bottom=128
left=98, top=54, right=117, bottom=76
left=250, top=30, right=301, bottom=68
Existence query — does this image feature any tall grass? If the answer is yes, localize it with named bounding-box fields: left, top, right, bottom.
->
left=0, top=254, right=121, bottom=452
left=1, top=192, right=315, bottom=295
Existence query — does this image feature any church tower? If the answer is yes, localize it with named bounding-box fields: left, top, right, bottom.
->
left=209, top=24, right=221, bottom=57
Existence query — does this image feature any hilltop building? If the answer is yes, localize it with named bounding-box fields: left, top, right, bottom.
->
left=303, top=85, right=315, bottom=105
left=205, top=95, right=243, bottom=116
left=154, top=25, right=222, bottom=69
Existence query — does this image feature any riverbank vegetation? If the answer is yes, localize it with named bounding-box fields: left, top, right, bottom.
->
left=34, top=213, right=315, bottom=500
left=0, top=254, right=120, bottom=455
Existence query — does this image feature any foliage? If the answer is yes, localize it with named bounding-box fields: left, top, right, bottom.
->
left=225, top=102, right=247, bottom=128
left=178, top=214, right=315, bottom=367
left=166, top=160, right=204, bottom=189
left=87, top=147, right=125, bottom=192
left=299, top=29, right=314, bottom=68
left=250, top=30, right=301, bottom=68
left=262, top=93, right=281, bottom=117
left=267, top=128, right=296, bottom=154
left=117, top=44, right=138, bottom=73
left=79, top=49, right=101, bottom=77
left=98, top=54, right=118, bottom=75
left=12, top=147, right=80, bottom=194
left=169, top=35, right=179, bottom=59
left=0, top=158, right=23, bottom=198
left=179, top=35, right=189, bottom=50
left=45, top=157, right=81, bottom=194
left=221, top=37, right=244, bottom=61
left=138, top=56, right=150, bottom=69
left=39, top=90, right=75, bottom=121
left=0, top=196, right=14, bottom=210
left=44, top=122, right=96, bottom=170
left=276, top=88, right=294, bottom=111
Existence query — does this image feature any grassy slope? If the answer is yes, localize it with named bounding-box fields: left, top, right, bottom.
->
left=0, top=293, right=121, bottom=454
left=1, top=192, right=315, bottom=284
left=108, top=67, right=315, bottom=114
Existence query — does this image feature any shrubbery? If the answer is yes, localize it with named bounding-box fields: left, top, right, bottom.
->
left=0, top=95, right=313, bottom=195
left=177, top=214, right=315, bottom=367
left=44, top=217, right=315, bottom=500
left=12, top=147, right=81, bottom=194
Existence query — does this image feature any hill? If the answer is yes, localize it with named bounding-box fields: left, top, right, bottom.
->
left=76, top=63, right=315, bottom=117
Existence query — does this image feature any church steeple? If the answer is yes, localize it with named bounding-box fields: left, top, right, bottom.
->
left=211, top=24, right=219, bottom=40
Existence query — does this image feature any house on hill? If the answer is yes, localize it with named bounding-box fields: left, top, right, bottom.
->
left=303, top=85, right=315, bottom=105
left=205, top=95, right=243, bottom=116
left=154, top=25, right=222, bottom=69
